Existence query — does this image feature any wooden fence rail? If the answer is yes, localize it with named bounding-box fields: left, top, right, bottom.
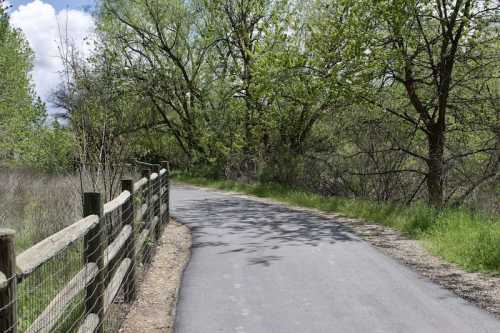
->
left=0, top=163, right=170, bottom=333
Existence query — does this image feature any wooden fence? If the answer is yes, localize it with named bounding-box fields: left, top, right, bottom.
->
left=0, top=162, right=170, bottom=333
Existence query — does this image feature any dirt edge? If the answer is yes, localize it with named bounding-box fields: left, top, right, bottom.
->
left=119, top=219, right=192, bottom=333
left=168, top=219, right=193, bottom=331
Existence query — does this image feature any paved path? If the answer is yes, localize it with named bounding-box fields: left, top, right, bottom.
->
left=171, top=184, right=500, bottom=333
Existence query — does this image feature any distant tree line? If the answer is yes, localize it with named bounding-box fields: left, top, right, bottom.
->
left=0, top=2, right=73, bottom=172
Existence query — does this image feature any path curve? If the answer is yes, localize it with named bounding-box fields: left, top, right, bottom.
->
left=171, top=184, right=500, bottom=333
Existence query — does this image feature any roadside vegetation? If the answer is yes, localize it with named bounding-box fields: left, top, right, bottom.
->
left=0, top=168, right=81, bottom=251
left=0, top=0, right=498, bottom=276
left=175, top=173, right=500, bottom=274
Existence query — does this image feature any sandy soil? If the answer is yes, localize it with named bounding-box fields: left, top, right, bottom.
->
left=119, top=220, right=192, bottom=333
left=334, top=215, right=500, bottom=317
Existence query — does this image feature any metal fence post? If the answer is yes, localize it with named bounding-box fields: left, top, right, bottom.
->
left=83, top=192, right=104, bottom=333
left=121, top=179, right=136, bottom=303
left=0, top=229, right=16, bottom=333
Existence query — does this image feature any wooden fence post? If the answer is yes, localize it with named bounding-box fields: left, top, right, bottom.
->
left=141, top=169, right=152, bottom=264
left=83, top=193, right=104, bottom=333
left=154, top=165, right=162, bottom=240
left=158, top=164, right=165, bottom=226
left=161, top=161, right=170, bottom=225
left=0, top=229, right=16, bottom=333
left=121, top=179, right=136, bottom=303
left=141, top=169, right=151, bottom=227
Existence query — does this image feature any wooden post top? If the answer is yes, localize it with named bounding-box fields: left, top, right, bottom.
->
left=161, top=161, right=170, bottom=169
left=0, top=229, right=15, bottom=238
left=141, top=168, right=151, bottom=177
left=83, top=192, right=103, bottom=218
left=121, top=179, right=134, bottom=192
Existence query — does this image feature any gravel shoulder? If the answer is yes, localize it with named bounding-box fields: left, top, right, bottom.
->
left=334, top=215, right=500, bottom=317
left=120, top=220, right=192, bottom=333
left=182, top=183, right=500, bottom=319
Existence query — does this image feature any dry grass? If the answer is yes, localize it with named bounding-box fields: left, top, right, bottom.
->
left=0, top=166, right=139, bottom=251
left=0, top=166, right=145, bottom=332
left=0, top=167, right=82, bottom=251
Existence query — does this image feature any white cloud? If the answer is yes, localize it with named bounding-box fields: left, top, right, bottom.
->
left=10, top=0, right=94, bottom=114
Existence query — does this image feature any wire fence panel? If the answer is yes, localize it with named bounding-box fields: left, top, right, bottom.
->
left=19, top=240, right=85, bottom=333
left=0, top=163, right=170, bottom=333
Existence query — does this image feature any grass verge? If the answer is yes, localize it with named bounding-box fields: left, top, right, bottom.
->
left=174, top=174, right=500, bottom=274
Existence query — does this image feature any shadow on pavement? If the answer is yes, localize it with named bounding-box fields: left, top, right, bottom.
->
left=175, top=195, right=358, bottom=266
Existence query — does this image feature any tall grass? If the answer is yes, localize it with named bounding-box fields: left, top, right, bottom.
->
left=0, top=168, right=82, bottom=250
left=425, top=211, right=500, bottom=272
left=175, top=173, right=500, bottom=274
left=0, top=167, right=140, bottom=332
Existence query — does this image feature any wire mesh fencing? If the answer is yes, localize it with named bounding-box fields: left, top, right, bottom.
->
left=0, top=163, right=170, bottom=333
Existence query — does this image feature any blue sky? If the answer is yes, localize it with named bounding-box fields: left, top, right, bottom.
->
left=8, top=1, right=96, bottom=116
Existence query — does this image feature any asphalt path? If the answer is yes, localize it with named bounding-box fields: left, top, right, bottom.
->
left=171, top=184, right=500, bottom=333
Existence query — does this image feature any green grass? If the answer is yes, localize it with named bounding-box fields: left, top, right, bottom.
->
left=16, top=242, right=84, bottom=332
left=174, top=173, right=500, bottom=274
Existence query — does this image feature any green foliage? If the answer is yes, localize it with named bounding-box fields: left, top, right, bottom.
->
left=18, top=122, right=75, bottom=173
left=57, top=0, right=499, bottom=210
left=425, top=211, right=500, bottom=272
left=0, top=7, right=74, bottom=171
left=0, top=7, right=46, bottom=160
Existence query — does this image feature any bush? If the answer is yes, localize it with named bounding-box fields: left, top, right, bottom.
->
left=17, top=123, right=75, bottom=173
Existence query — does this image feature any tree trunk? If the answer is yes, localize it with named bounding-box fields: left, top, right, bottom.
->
left=426, top=129, right=445, bottom=207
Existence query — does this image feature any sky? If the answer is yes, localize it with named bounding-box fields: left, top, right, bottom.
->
left=6, top=1, right=97, bottom=116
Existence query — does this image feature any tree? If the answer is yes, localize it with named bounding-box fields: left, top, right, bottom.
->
left=99, top=0, right=218, bottom=164
left=61, top=0, right=498, bottom=210
left=0, top=4, right=47, bottom=163
left=55, top=34, right=145, bottom=198
left=313, top=0, right=499, bottom=207
left=374, top=0, right=498, bottom=207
